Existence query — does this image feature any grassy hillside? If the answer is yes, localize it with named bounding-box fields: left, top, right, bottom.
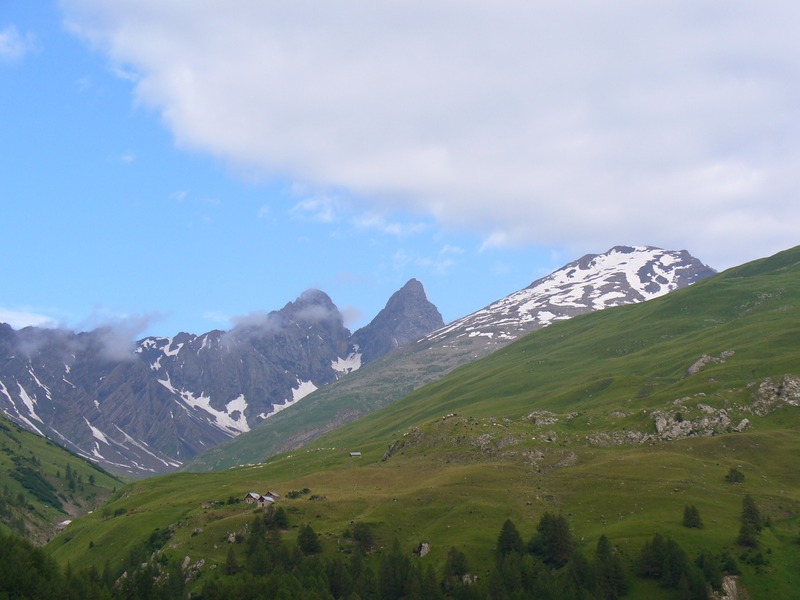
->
left=46, top=245, right=800, bottom=597
left=0, top=415, right=122, bottom=544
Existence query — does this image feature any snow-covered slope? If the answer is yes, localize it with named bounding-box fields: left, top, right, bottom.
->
left=425, top=245, right=715, bottom=348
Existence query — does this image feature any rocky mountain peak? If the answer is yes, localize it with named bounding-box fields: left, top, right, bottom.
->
left=0, top=280, right=444, bottom=476
left=351, top=279, right=444, bottom=364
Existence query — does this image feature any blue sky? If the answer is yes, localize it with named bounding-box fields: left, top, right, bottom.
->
left=2, top=1, right=799, bottom=339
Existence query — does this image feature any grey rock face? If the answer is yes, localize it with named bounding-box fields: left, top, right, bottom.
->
left=351, top=279, right=444, bottom=364
left=0, top=282, right=442, bottom=476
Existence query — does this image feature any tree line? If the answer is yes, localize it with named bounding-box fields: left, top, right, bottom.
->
left=0, top=495, right=768, bottom=599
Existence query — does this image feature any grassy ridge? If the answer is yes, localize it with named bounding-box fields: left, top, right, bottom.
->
left=47, top=245, right=800, bottom=596
left=0, top=415, right=122, bottom=544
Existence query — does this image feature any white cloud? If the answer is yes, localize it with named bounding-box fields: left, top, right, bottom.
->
left=0, top=308, right=57, bottom=329
left=0, top=26, right=37, bottom=62
left=391, top=247, right=460, bottom=276
left=202, top=310, right=230, bottom=325
left=290, top=195, right=340, bottom=223
left=62, top=1, right=800, bottom=269
left=353, top=213, right=428, bottom=237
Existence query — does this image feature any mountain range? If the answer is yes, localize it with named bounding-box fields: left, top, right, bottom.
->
left=0, top=279, right=443, bottom=476
left=0, top=245, right=713, bottom=478
left=43, top=244, right=800, bottom=599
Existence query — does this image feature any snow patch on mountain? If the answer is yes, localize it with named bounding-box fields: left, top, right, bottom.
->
left=157, top=376, right=251, bottom=434
left=292, top=379, right=318, bottom=402
left=84, top=417, right=110, bottom=444
left=16, top=383, right=43, bottom=424
left=332, top=350, right=362, bottom=375
left=163, top=338, right=184, bottom=356
left=425, top=246, right=715, bottom=347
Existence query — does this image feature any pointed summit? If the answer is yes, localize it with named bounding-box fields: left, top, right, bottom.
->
left=352, top=279, right=444, bottom=364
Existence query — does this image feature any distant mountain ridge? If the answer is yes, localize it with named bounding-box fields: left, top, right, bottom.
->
left=426, top=245, right=715, bottom=348
left=0, top=281, right=443, bottom=476
left=185, top=245, right=715, bottom=472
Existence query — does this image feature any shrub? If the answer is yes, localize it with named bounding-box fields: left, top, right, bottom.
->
left=682, top=504, right=703, bottom=529
left=725, top=468, right=745, bottom=483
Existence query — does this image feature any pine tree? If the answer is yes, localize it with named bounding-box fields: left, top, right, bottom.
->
left=737, top=494, right=762, bottom=548
left=595, top=534, right=628, bottom=599
left=740, top=495, right=762, bottom=532
left=351, top=521, right=375, bottom=553
left=682, top=504, right=703, bottom=529
left=379, top=539, right=412, bottom=599
left=497, top=519, right=525, bottom=556
left=696, top=552, right=722, bottom=591
left=638, top=533, right=667, bottom=579
left=725, top=467, right=745, bottom=483
left=530, top=512, right=574, bottom=568
left=444, top=546, right=470, bottom=579
left=225, top=546, right=240, bottom=575
left=737, top=522, right=759, bottom=548
left=298, top=523, right=322, bottom=554
left=566, top=550, right=597, bottom=596
left=273, top=506, right=289, bottom=529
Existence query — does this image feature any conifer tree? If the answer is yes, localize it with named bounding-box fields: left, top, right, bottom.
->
left=737, top=494, right=762, bottom=548
left=595, top=534, right=628, bottom=599
left=298, top=523, right=322, bottom=554
left=496, top=518, right=525, bottom=556
left=225, top=546, right=240, bottom=575
left=740, top=494, right=762, bottom=532
left=682, top=504, right=703, bottom=529
left=530, top=512, right=574, bottom=568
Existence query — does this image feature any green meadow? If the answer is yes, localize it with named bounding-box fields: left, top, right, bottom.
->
left=0, top=415, right=121, bottom=543
left=46, top=245, right=800, bottom=597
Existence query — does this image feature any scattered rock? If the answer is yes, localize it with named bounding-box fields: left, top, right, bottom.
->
left=684, top=351, right=735, bottom=378
left=752, top=375, right=800, bottom=415
left=711, top=574, right=750, bottom=600
left=526, top=411, right=558, bottom=425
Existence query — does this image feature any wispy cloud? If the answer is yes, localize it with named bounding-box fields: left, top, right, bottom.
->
left=0, top=26, right=37, bottom=63
left=76, top=309, right=163, bottom=360
left=202, top=310, right=230, bottom=327
left=391, top=245, right=462, bottom=275
left=7, top=307, right=162, bottom=361
left=290, top=195, right=339, bottom=223
left=0, top=307, right=57, bottom=329
left=354, top=213, right=428, bottom=237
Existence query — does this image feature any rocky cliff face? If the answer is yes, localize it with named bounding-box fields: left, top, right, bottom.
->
left=0, top=281, right=441, bottom=476
left=351, top=279, right=444, bottom=364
